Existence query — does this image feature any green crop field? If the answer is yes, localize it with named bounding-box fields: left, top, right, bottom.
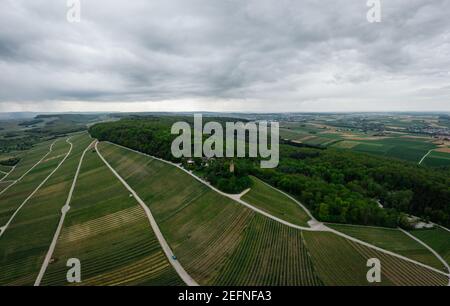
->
left=242, top=176, right=310, bottom=227
left=5, top=139, right=56, bottom=181
left=410, top=227, right=450, bottom=266
left=0, top=138, right=71, bottom=226
left=331, top=137, right=437, bottom=162
left=96, top=142, right=448, bottom=286
left=0, top=165, right=12, bottom=173
left=41, top=145, right=182, bottom=286
left=98, top=142, right=322, bottom=285
left=328, top=224, right=445, bottom=271
left=422, top=151, right=450, bottom=167
left=303, top=231, right=447, bottom=286
left=0, top=133, right=92, bottom=285
left=214, top=214, right=322, bottom=286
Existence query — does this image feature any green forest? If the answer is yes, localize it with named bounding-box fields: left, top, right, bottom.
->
left=90, top=117, right=450, bottom=228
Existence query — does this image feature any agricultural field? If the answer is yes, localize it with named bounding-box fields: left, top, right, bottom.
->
left=1, top=113, right=449, bottom=287
left=410, top=227, right=450, bottom=266
left=280, top=127, right=342, bottom=148
left=213, top=214, right=322, bottom=286
left=328, top=224, right=445, bottom=271
left=348, top=137, right=436, bottom=162
left=98, top=142, right=324, bottom=285
left=0, top=133, right=93, bottom=285
left=242, top=176, right=310, bottom=227
left=96, top=141, right=449, bottom=286
left=422, top=150, right=450, bottom=167
left=0, top=138, right=71, bottom=226
left=42, top=145, right=182, bottom=286
left=303, top=231, right=447, bottom=286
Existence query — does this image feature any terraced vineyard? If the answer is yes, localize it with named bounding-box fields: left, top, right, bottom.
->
left=41, top=145, right=183, bottom=286
left=4, top=139, right=57, bottom=182
left=0, top=138, right=71, bottom=226
left=242, top=176, right=310, bottom=227
left=303, top=231, right=448, bottom=286
left=96, top=142, right=449, bottom=286
left=0, top=134, right=92, bottom=285
left=1, top=135, right=448, bottom=287
left=328, top=224, right=446, bottom=271
left=98, top=143, right=323, bottom=285
left=410, top=228, right=450, bottom=266
left=214, top=214, right=322, bottom=286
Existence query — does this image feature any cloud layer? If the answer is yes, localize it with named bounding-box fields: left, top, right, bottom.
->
left=1, top=0, right=450, bottom=112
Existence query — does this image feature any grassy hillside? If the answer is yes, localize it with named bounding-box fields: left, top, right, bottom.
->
left=97, top=142, right=448, bottom=286
left=98, top=142, right=322, bottom=285
left=0, top=138, right=71, bottom=226
left=242, top=176, right=310, bottom=227
left=410, top=228, right=450, bottom=266
left=303, top=231, right=447, bottom=286
left=0, top=134, right=92, bottom=285
left=41, top=145, right=183, bottom=286
left=328, top=224, right=445, bottom=271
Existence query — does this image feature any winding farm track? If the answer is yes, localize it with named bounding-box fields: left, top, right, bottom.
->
left=103, top=141, right=450, bottom=281
left=0, top=141, right=57, bottom=196
left=0, top=138, right=73, bottom=238
left=398, top=227, right=450, bottom=284
left=34, top=140, right=96, bottom=286
left=0, top=166, right=15, bottom=180
left=418, top=149, right=433, bottom=165
left=96, top=142, right=198, bottom=286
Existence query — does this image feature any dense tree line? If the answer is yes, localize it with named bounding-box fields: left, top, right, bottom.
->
left=253, top=145, right=450, bottom=227
left=0, top=157, right=20, bottom=166
left=90, top=117, right=450, bottom=228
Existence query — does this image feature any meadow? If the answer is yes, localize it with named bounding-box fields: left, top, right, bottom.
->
left=242, top=176, right=310, bottom=227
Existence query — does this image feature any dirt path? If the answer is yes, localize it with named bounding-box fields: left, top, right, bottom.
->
left=104, top=141, right=449, bottom=278
left=399, top=228, right=450, bottom=285
left=0, top=166, right=16, bottom=183
left=418, top=149, right=433, bottom=165
left=96, top=142, right=198, bottom=286
left=0, top=138, right=73, bottom=238
left=34, top=140, right=96, bottom=286
left=0, top=140, right=57, bottom=197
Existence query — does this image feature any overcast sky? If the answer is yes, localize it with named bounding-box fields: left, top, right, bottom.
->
left=0, top=0, right=449, bottom=113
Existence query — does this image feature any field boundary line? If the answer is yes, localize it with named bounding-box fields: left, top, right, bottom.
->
left=399, top=228, right=450, bottom=285
left=251, top=175, right=316, bottom=221
left=104, top=142, right=318, bottom=231
left=96, top=141, right=198, bottom=286
left=35, top=140, right=96, bottom=286
left=418, top=149, right=433, bottom=165
left=438, top=225, right=450, bottom=234
left=103, top=141, right=450, bottom=278
left=0, top=141, right=57, bottom=196
left=0, top=138, right=74, bottom=238
left=324, top=226, right=450, bottom=277
left=325, top=222, right=400, bottom=231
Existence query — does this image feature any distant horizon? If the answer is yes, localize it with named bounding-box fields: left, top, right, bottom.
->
left=1, top=110, right=450, bottom=115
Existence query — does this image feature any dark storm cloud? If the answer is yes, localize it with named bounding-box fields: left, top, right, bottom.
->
left=0, top=0, right=450, bottom=111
